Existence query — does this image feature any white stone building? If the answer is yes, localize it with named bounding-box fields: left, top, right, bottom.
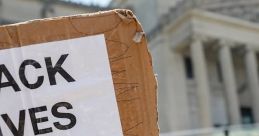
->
left=112, top=0, right=259, bottom=135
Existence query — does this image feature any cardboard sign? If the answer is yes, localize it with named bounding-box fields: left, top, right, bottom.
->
left=0, top=35, right=123, bottom=136
left=0, top=9, right=159, bottom=136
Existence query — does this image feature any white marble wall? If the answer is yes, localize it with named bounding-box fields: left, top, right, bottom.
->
left=150, top=35, right=191, bottom=132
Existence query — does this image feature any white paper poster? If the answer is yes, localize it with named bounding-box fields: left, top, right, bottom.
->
left=0, top=34, right=123, bottom=136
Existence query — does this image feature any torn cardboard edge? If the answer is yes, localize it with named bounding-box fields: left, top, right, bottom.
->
left=0, top=9, right=159, bottom=136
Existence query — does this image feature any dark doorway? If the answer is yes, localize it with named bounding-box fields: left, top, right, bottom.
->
left=184, top=56, right=194, bottom=79
left=241, top=107, right=255, bottom=124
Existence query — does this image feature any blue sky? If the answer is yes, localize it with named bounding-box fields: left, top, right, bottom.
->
left=69, top=0, right=112, bottom=7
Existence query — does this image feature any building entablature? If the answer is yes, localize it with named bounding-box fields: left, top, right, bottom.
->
left=150, top=9, right=259, bottom=53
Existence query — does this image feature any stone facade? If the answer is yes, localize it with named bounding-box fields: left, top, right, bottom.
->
left=112, top=0, right=259, bottom=134
left=151, top=9, right=259, bottom=133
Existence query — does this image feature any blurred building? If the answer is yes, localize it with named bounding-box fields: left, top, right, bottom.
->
left=112, top=0, right=259, bottom=135
left=110, top=0, right=179, bottom=33
left=0, top=0, right=107, bottom=25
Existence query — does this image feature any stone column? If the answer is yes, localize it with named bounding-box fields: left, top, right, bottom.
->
left=245, top=48, right=259, bottom=123
left=0, top=1, right=3, bottom=24
left=190, top=38, right=213, bottom=128
left=218, top=44, right=241, bottom=125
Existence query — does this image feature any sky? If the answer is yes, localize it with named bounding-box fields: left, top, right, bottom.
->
left=69, top=0, right=112, bottom=7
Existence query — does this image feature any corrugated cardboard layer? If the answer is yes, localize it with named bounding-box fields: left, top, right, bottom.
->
left=0, top=9, right=159, bottom=136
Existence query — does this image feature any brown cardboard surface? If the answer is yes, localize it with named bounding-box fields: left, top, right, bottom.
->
left=0, top=9, right=159, bottom=136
